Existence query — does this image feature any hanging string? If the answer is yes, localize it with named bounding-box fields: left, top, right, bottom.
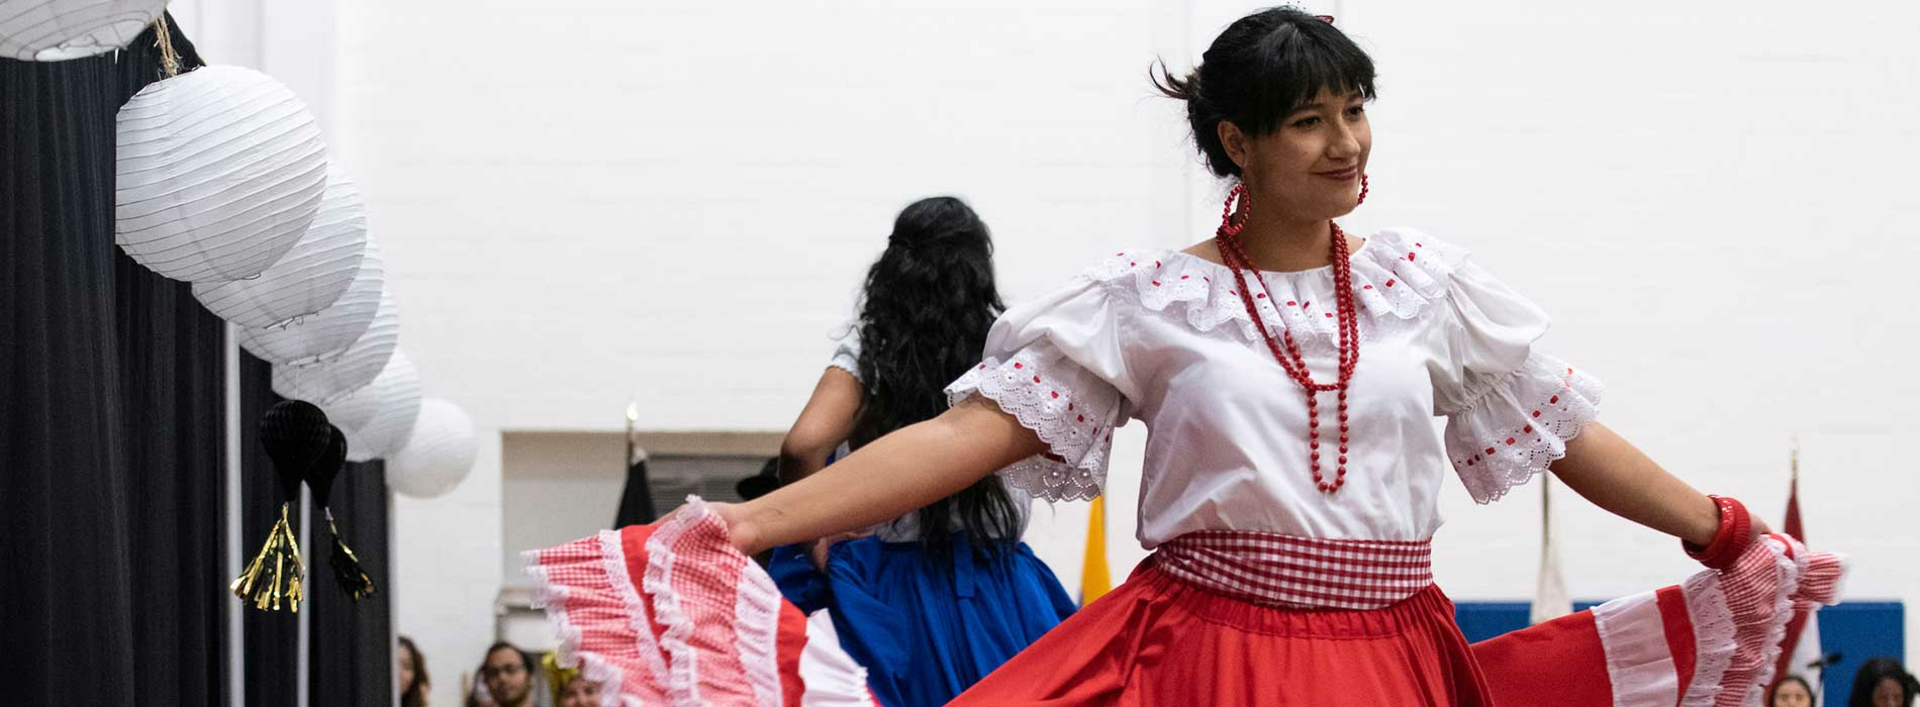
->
left=152, top=16, right=180, bottom=78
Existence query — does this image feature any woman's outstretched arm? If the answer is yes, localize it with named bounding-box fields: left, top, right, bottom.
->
left=776, top=367, right=863, bottom=485
left=1551, top=421, right=1768, bottom=547
left=716, top=396, right=1047, bottom=555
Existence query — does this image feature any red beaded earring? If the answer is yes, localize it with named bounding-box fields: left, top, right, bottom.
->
left=1356, top=173, right=1369, bottom=206
left=1217, top=182, right=1252, bottom=238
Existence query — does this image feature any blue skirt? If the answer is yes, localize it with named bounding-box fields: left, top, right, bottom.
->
left=770, top=532, right=1077, bottom=707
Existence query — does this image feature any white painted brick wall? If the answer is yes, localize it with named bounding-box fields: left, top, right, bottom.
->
left=333, top=0, right=1920, bottom=684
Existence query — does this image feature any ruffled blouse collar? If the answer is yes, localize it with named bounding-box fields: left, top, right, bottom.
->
left=1091, top=228, right=1470, bottom=345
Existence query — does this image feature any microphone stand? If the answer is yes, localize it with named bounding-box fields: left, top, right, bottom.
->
left=1812, top=664, right=1824, bottom=705
left=1808, top=652, right=1840, bottom=706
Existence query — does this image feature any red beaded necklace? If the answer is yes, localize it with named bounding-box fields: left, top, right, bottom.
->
left=1213, top=185, right=1360, bottom=493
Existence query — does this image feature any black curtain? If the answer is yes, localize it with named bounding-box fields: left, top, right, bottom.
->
left=2, top=16, right=232, bottom=707
left=310, top=460, right=394, bottom=706
left=240, top=351, right=304, bottom=706
left=117, top=247, right=230, bottom=706
left=1, top=42, right=142, bottom=707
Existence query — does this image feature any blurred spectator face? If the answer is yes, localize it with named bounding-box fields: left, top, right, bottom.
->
left=1771, top=679, right=1811, bottom=707
left=399, top=645, right=417, bottom=693
left=482, top=646, right=532, bottom=707
left=559, top=678, right=601, bottom=707
left=1875, top=677, right=1909, bottom=707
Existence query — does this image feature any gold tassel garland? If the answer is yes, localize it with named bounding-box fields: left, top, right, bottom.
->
left=325, top=508, right=377, bottom=600
left=230, top=503, right=306, bottom=612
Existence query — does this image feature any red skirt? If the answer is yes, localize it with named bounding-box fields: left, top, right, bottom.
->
left=952, top=536, right=1848, bottom=707
left=951, top=563, right=1493, bottom=707
left=524, top=498, right=1847, bottom=707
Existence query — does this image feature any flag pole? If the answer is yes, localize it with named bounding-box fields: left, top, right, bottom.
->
left=1790, top=435, right=1800, bottom=485
left=1542, top=476, right=1551, bottom=552
left=610, top=400, right=661, bottom=526
left=626, top=401, right=640, bottom=468
left=1530, top=474, right=1572, bottom=625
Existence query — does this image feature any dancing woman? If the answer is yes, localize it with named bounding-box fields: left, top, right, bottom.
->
left=528, top=9, right=1845, bottom=706
left=769, top=196, right=1075, bottom=707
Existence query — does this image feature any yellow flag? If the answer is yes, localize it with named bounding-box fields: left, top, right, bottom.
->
left=1081, top=495, right=1113, bottom=605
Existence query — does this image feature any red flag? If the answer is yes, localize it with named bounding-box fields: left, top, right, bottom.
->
left=1773, top=453, right=1819, bottom=683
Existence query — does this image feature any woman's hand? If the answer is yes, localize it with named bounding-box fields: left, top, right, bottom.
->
left=649, top=501, right=764, bottom=555
left=1749, top=516, right=1774, bottom=542
left=807, top=531, right=869, bottom=570
left=707, top=501, right=761, bottom=555
left=696, top=500, right=866, bottom=564
left=701, top=400, right=1048, bottom=556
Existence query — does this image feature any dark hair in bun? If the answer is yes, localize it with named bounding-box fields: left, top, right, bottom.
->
left=1155, top=7, right=1377, bottom=178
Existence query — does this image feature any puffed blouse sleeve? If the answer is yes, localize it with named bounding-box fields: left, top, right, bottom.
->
left=1428, top=257, right=1604, bottom=504
left=945, top=274, right=1138, bottom=502
left=826, top=319, right=861, bottom=379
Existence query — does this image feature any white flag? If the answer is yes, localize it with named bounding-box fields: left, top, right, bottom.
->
left=1531, top=477, right=1572, bottom=625
left=1785, top=610, right=1824, bottom=681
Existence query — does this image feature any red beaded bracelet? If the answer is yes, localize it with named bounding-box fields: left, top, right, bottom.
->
left=1682, top=495, right=1751, bottom=570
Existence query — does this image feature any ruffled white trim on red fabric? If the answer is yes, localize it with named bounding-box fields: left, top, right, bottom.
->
left=525, top=563, right=636, bottom=707
left=798, top=610, right=879, bottom=707
left=1590, top=534, right=1847, bottom=707
left=732, top=554, right=786, bottom=706
left=1701, top=535, right=1845, bottom=707
left=597, top=530, right=676, bottom=696
left=1444, top=355, right=1604, bottom=504
left=1592, top=588, right=1694, bottom=707
left=642, top=506, right=705, bottom=707
left=946, top=353, right=1121, bottom=502
left=1092, top=229, right=1469, bottom=352
left=528, top=498, right=879, bottom=706
left=1678, top=567, right=1740, bottom=707
left=651, top=496, right=794, bottom=706
left=523, top=531, right=665, bottom=707
left=1641, top=535, right=1843, bottom=707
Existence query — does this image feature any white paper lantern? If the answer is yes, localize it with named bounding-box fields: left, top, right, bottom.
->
left=0, top=0, right=167, bottom=61
left=319, top=349, right=420, bottom=460
left=116, top=65, right=327, bottom=282
left=328, top=351, right=423, bottom=463
left=388, top=398, right=476, bottom=498
left=238, top=237, right=385, bottom=365
left=192, top=163, right=368, bottom=327
left=271, top=290, right=399, bottom=404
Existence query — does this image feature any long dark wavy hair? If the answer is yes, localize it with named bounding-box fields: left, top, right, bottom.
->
left=849, top=196, right=1021, bottom=549
left=1850, top=656, right=1919, bottom=707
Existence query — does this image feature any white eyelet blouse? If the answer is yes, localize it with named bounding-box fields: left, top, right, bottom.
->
left=942, top=228, right=1602, bottom=547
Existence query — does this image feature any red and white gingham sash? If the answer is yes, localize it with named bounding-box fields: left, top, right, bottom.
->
left=1152, top=530, right=1435, bottom=610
